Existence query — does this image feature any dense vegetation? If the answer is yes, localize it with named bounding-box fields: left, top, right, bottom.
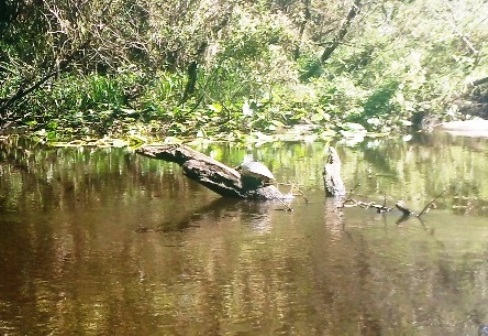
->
left=1, top=0, right=488, bottom=142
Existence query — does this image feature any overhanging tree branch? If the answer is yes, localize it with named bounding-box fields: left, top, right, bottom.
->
left=300, top=0, right=362, bottom=81
left=319, top=0, right=362, bottom=64
left=0, top=39, right=91, bottom=124
left=0, top=0, right=117, bottom=130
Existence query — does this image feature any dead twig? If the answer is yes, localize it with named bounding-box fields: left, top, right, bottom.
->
left=417, top=190, right=446, bottom=217
left=343, top=197, right=393, bottom=213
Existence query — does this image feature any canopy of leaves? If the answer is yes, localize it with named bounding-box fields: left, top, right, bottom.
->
left=1, top=0, right=487, bottom=142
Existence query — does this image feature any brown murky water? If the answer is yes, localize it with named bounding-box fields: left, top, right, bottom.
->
left=1, top=133, right=488, bottom=335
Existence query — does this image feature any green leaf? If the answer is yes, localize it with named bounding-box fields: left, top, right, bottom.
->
left=46, top=131, right=57, bottom=141
left=311, top=113, right=324, bottom=122
left=208, top=102, right=223, bottom=113
left=46, top=120, right=58, bottom=130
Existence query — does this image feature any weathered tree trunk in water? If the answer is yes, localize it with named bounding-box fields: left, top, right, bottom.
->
left=135, top=144, right=286, bottom=200
left=323, top=147, right=346, bottom=197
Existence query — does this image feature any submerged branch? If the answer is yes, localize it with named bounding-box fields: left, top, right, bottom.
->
left=395, top=190, right=445, bottom=219
left=417, top=190, right=446, bottom=217
left=323, top=147, right=441, bottom=221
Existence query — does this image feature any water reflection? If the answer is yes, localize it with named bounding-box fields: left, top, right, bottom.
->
left=1, top=133, right=488, bottom=335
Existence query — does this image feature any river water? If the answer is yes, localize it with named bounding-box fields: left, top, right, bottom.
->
left=1, top=132, right=488, bottom=335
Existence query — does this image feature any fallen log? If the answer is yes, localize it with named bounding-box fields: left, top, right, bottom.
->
left=135, top=144, right=286, bottom=200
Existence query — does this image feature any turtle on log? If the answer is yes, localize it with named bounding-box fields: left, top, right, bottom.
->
left=135, top=145, right=286, bottom=200
left=237, top=155, right=275, bottom=190
left=238, top=161, right=275, bottom=189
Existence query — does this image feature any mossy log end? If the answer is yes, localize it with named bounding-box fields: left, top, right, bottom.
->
left=135, top=144, right=285, bottom=200
left=323, top=147, right=346, bottom=197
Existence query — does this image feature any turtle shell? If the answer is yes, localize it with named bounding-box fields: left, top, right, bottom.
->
left=240, top=161, right=275, bottom=182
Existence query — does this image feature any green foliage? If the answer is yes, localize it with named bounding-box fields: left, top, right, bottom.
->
left=362, top=81, right=400, bottom=118
left=1, top=0, right=488, bottom=142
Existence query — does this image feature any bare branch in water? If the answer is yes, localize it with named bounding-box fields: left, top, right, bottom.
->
left=417, top=190, right=446, bottom=217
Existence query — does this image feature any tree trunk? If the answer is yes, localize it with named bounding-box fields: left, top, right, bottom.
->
left=293, top=0, right=311, bottom=60
left=323, top=147, right=346, bottom=197
left=473, top=76, right=488, bottom=86
left=300, top=0, right=362, bottom=81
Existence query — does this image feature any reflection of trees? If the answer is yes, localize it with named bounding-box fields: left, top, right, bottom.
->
left=0, top=137, right=219, bottom=334
left=317, top=203, right=488, bottom=334
left=0, top=137, right=194, bottom=212
left=0, top=143, right=295, bottom=335
left=3, top=134, right=488, bottom=334
left=337, top=133, right=488, bottom=214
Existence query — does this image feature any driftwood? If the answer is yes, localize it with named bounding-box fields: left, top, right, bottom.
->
left=135, top=144, right=286, bottom=200
left=323, top=147, right=346, bottom=197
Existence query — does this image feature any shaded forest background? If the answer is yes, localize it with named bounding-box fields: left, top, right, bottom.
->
left=1, top=0, right=488, bottom=141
